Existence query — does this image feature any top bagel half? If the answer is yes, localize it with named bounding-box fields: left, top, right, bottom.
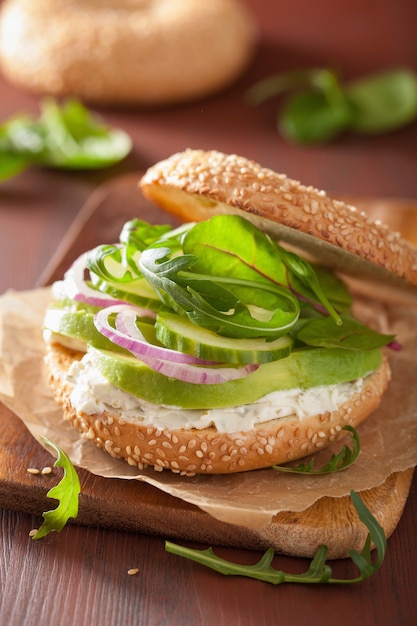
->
left=140, top=149, right=417, bottom=293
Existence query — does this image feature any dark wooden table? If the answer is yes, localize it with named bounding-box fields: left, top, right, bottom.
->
left=1, top=1, right=417, bottom=624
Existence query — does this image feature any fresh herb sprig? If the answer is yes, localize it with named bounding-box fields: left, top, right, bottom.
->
left=139, top=215, right=345, bottom=339
left=166, top=491, right=387, bottom=585
left=85, top=215, right=393, bottom=349
left=273, top=425, right=360, bottom=475
left=31, top=438, right=81, bottom=540
left=0, top=98, right=132, bottom=182
left=247, top=67, right=417, bottom=143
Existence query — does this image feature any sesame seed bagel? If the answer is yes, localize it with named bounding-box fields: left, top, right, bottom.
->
left=45, top=342, right=390, bottom=475
left=140, top=149, right=417, bottom=291
left=0, top=0, right=257, bottom=105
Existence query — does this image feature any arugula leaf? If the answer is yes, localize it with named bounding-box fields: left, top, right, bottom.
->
left=273, top=425, right=360, bottom=474
left=31, top=438, right=80, bottom=540
left=165, top=490, right=387, bottom=584
left=0, top=98, right=132, bottom=181
left=296, top=315, right=395, bottom=350
left=138, top=215, right=356, bottom=338
left=348, top=491, right=387, bottom=580
left=273, top=242, right=342, bottom=324
left=139, top=245, right=301, bottom=338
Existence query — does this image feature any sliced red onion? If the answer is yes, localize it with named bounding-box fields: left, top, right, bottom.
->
left=62, top=253, right=129, bottom=308
left=94, top=305, right=259, bottom=384
left=388, top=340, right=402, bottom=351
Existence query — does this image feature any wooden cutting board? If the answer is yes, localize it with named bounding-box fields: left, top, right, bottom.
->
left=1, top=174, right=415, bottom=559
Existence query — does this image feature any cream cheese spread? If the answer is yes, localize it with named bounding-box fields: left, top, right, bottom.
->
left=66, top=352, right=365, bottom=434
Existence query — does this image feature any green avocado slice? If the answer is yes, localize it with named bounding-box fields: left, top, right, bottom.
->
left=88, top=345, right=382, bottom=410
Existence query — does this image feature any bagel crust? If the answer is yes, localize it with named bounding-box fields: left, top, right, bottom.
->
left=45, top=343, right=390, bottom=475
left=0, top=0, right=257, bottom=104
left=140, top=150, right=417, bottom=290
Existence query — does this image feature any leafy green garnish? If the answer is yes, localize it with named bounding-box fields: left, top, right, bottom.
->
left=296, top=316, right=395, bottom=350
left=247, top=67, right=417, bottom=143
left=0, top=98, right=132, bottom=181
left=273, top=425, right=360, bottom=474
left=139, top=215, right=348, bottom=339
left=166, top=490, right=387, bottom=584
left=82, top=215, right=393, bottom=349
left=31, top=438, right=80, bottom=540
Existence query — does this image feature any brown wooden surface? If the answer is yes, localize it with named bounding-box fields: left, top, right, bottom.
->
left=1, top=0, right=417, bottom=624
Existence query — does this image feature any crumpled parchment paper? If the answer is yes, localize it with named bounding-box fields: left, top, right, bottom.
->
left=0, top=286, right=416, bottom=529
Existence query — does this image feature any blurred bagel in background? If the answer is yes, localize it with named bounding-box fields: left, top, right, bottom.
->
left=0, top=0, right=258, bottom=105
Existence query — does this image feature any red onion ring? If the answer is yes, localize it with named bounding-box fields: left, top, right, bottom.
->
left=94, top=305, right=258, bottom=384
left=62, top=253, right=129, bottom=308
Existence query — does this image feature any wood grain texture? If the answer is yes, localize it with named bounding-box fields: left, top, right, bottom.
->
left=0, top=174, right=414, bottom=559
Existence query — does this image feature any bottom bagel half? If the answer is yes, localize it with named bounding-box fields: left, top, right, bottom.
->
left=45, top=343, right=390, bottom=476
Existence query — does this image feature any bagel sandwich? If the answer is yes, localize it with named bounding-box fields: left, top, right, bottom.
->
left=43, top=150, right=416, bottom=475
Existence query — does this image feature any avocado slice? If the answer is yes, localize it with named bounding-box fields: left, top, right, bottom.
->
left=88, top=345, right=382, bottom=409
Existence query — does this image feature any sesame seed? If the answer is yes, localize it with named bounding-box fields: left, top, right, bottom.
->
left=29, top=529, right=38, bottom=537
left=41, top=467, right=52, bottom=475
left=27, top=468, right=40, bottom=475
left=127, top=568, right=139, bottom=576
left=86, top=427, right=95, bottom=440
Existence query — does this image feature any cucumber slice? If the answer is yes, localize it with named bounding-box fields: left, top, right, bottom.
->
left=89, top=345, right=383, bottom=409
left=91, top=277, right=162, bottom=310
left=155, top=310, right=293, bottom=364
